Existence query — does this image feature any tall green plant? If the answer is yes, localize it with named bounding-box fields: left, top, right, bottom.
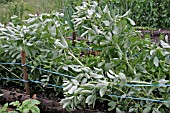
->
left=0, top=1, right=24, bottom=24
left=0, top=12, right=70, bottom=92
left=109, top=0, right=170, bottom=28
left=60, top=1, right=170, bottom=112
left=0, top=0, right=14, bottom=4
left=0, top=1, right=169, bottom=112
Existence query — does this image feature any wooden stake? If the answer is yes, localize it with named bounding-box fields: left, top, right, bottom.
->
left=21, top=51, right=30, bottom=95
left=72, top=31, right=76, bottom=46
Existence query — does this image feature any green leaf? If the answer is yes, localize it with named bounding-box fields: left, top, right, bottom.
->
left=160, top=40, right=170, bottom=48
left=71, top=79, right=79, bottom=85
left=90, top=72, right=103, bottom=79
left=105, top=32, right=112, bottom=41
left=63, top=81, right=70, bottom=87
left=26, top=42, right=33, bottom=46
left=54, top=41, right=64, bottom=48
left=107, top=72, right=115, bottom=79
left=9, top=101, right=20, bottom=107
left=108, top=101, right=116, bottom=111
left=97, top=62, right=104, bottom=67
left=23, top=99, right=40, bottom=106
left=63, top=84, right=73, bottom=91
left=30, top=106, right=40, bottom=113
left=86, top=95, right=92, bottom=104
left=80, top=30, right=88, bottom=37
left=51, top=25, right=56, bottom=36
left=119, top=73, right=126, bottom=79
left=116, top=107, right=122, bottom=113
left=104, top=63, right=112, bottom=71
left=124, top=38, right=131, bottom=49
left=153, top=57, right=159, bottom=67
left=129, top=108, right=135, bottom=112
left=63, top=101, right=71, bottom=109
left=40, top=79, right=48, bottom=82
left=69, top=65, right=82, bottom=72
left=99, top=86, right=107, bottom=97
left=100, top=40, right=110, bottom=46
left=80, top=90, right=92, bottom=94
left=22, top=108, right=30, bottom=113
left=102, top=21, right=110, bottom=26
left=68, top=86, right=77, bottom=94
left=1, top=103, right=8, bottom=112
left=143, top=107, right=151, bottom=113
left=91, top=24, right=103, bottom=35
left=35, top=41, right=43, bottom=45
left=152, top=109, right=162, bottom=113
left=136, top=65, right=148, bottom=73
left=125, top=17, right=135, bottom=26
left=61, top=37, right=68, bottom=48
left=158, top=79, right=169, bottom=84
left=165, top=35, right=168, bottom=43
left=122, top=9, right=131, bottom=17
left=60, top=96, right=74, bottom=105
left=83, top=83, right=95, bottom=88
left=81, top=78, right=88, bottom=84
left=74, top=88, right=83, bottom=94
left=103, top=5, right=109, bottom=13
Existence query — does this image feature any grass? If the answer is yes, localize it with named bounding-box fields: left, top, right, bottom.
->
left=0, top=0, right=65, bottom=23
left=23, top=0, right=64, bottom=14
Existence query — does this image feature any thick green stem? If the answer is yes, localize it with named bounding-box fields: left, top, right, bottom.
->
left=68, top=50, right=84, bottom=67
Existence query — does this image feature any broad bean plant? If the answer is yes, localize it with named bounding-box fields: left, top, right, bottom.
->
left=0, top=1, right=169, bottom=112
left=60, top=1, right=170, bottom=112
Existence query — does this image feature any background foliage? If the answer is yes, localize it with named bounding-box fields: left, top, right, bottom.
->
left=109, top=0, right=170, bottom=29
left=0, top=0, right=170, bottom=28
left=0, top=0, right=63, bottom=24
left=0, top=0, right=170, bottom=112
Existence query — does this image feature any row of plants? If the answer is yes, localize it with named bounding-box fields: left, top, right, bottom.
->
left=1, top=0, right=170, bottom=29
left=0, top=0, right=14, bottom=4
left=60, top=1, right=170, bottom=112
left=107, top=0, right=170, bottom=29
left=0, top=0, right=170, bottom=112
left=0, top=1, right=24, bottom=24
left=0, top=0, right=63, bottom=24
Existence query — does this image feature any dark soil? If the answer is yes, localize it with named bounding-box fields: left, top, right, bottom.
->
left=0, top=83, right=106, bottom=113
left=140, top=29, right=170, bottom=44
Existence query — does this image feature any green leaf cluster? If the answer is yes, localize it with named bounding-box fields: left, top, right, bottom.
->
left=0, top=0, right=169, bottom=112
left=60, top=1, right=170, bottom=112
left=0, top=99, right=40, bottom=113
left=108, top=0, right=170, bottom=29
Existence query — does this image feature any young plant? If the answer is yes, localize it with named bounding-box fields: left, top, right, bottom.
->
left=0, top=99, right=40, bottom=113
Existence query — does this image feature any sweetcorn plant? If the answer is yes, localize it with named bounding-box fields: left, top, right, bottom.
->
left=60, top=1, right=170, bottom=112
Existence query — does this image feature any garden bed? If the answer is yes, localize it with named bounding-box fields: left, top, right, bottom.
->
left=0, top=2, right=169, bottom=112
left=0, top=29, right=170, bottom=113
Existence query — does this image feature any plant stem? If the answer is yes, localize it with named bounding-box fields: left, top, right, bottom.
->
left=68, top=50, right=84, bottom=67
left=113, top=86, right=125, bottom=94
left=0, top=64, right=21, bottom=79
